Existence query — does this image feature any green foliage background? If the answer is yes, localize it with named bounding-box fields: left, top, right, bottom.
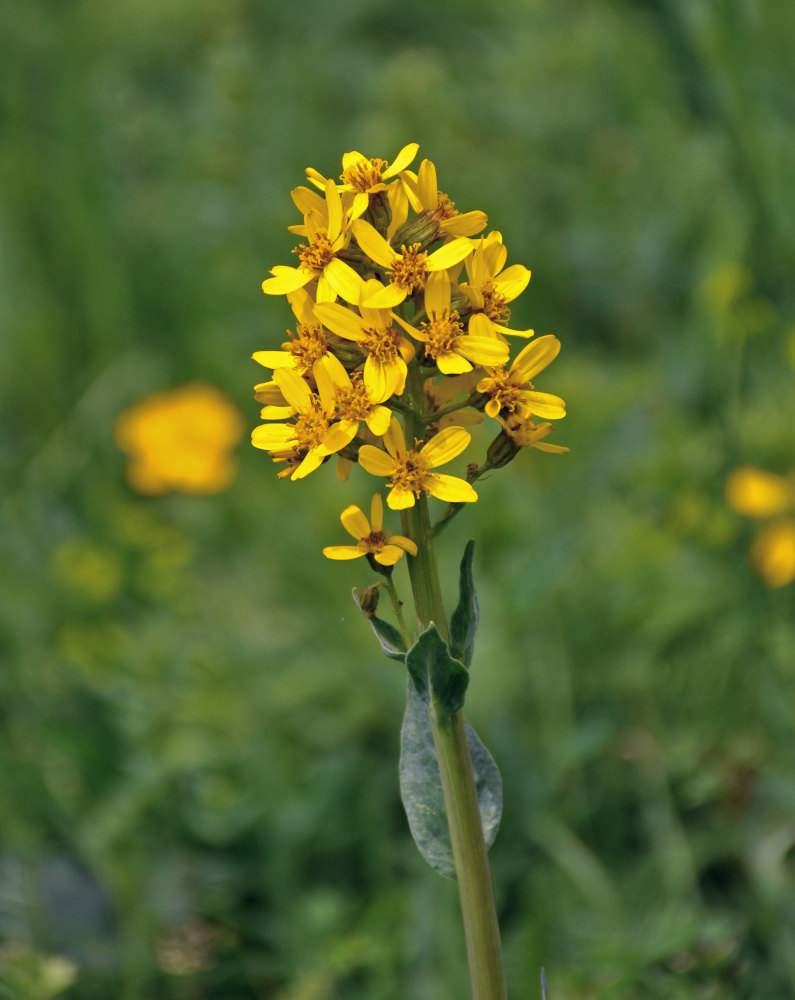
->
left=2, top=1, right=794, bottom=997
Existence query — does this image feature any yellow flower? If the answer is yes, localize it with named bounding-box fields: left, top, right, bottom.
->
left=314, top=285, right=416, bottom=402
left=323, top=494, right=418, bottom=565
left=477, top=335, right=566, bottom=420
left=351, top=219, right=473, bottom=308
left=724, top=466, right=793, bottom=518
left=115, top=383, right=244, bottom=495
left=261, top=179, right=363, bottom=304
left=750, top=520, right=795, bottom=588
left=401, top=158, right=488, bottom=238
left=497, top=413, right=569, bottom=455
left=358, top=418, right=478, bottom=510
left=307, top=143, right=420, bottom=220
left=461, top=232, right=534, bottom=338
left=392, top=271, right=509, bottom=375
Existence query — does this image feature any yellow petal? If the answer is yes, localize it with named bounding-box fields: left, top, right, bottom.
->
left=365, top=405, right=392, bottom=437
left=251, top=424, right=295, bottom=450
left=421, top=426, right=471, bottom=467
left=262, top=266, right=313, bottom=295
left=321, top=420, right=358, bottom=455
left=291, top=186, right=325, bottom=217
left=513, top=335, right=561, bottom=381
left=493, top=264, right=531, bottom=302
left=370, top=493, right=384, bottom=531
left=252, top=350, right=295, bottom=369
left=441, top=211, right=488, bottom=238
left=364, top=356, right=392, bottom=404
left=363, top=283, right=408, bottom=309
left=324, top=178, right=343, bottom=240
left=437, top=352, right=473, bottom=375
left=324, top=258, right=364, bottom=305
left=424, top=270, right=450, bottom=317
left=386, top=485, right=416, bottom=510
left=314, top=301, right=365, bottom=341
left=383, top=142, right=420, bottom=178
left=316, top=352, right=350, bottom=388
left=384, top=417, right=407, bottom=458
left=392, top=311, right=424, bottom=341
left=358, top=445, right=397, bottom=477
left=340, top=505, right=370, bottom=539
left=427, top=238, right=473, bottom=271
left=424, top=472, right=478, bottom=503
left=455, top=336, right=510, bottom=366
left=323, top=545, right=365, bottom=560
left=351, top=219, right=396, bottom=269
left=274, top=367, right=313, bottom=412
left=388, top=534, right=418, bottom=555
left=519, top=392, right=566, bottom=420
left=374, top=545, right=406, bottom=566
left=291, top=449, right=324, bottom=480
left=418, top=159, right=437, bottom=208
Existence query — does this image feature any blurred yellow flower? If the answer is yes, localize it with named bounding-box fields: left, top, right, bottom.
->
left=115, top=383, right=245, bottom=495
left=750, top=521, right=795, bottom=588
left=725, top=466, right=795, bottom=587
left=724, top=466, right=793, bottom=518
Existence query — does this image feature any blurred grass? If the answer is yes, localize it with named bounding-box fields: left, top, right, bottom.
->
left=1, top=1, right=795, bottom=997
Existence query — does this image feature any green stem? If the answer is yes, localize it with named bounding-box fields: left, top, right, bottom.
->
left=399, top=366, right=506, bottom=1000
left=382, top=574, right=413, bottom=649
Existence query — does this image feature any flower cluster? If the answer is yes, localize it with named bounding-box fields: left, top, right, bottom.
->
left=251, top=143, right=567, bottom=562
left=725, top=466, right=795, bottom=587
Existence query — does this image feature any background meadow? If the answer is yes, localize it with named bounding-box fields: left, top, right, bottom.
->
left=2, top=1, right=794, bottom=997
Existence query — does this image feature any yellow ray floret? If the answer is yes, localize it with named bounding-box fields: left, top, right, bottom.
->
left=477, top=334, right=566, bottom=420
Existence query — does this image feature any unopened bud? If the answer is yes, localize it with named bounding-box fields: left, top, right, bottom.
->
left=357, top=584, right=380, bottom=617
left=391, top=212, right=440, bottom=250
left=363, top=192, right=392, bottom=236
left=486, top=430, right=520, bottom=470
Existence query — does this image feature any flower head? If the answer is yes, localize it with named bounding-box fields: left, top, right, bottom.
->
left=115, top=384, right=244, bottom=495
left=725, top=466, right=795, bottom=587
left=461, top=232, right=534, bottom=338
left=358, top=418, right=478, bottom=510
left=401, top=159, right=488, bottom=239
left=477, top=335, right=566, bottom=420
left=307, top=143, right=420, bottom=221
left=323, top=494, right=418, bottom=565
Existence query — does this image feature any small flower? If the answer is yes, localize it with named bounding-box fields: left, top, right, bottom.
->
left=477, top=335, right=566, bottom=419
left=307, top=143, right=420, bottom=220
left=486, top=413, right=569, bottom=469
left=252, top=287, right=336, bottom=377
left=749, top=520, right=795, bottom=588
left=725, top=466, right=795, bottom=587
left=461, top=233, right=534, bottom=338
left=392, top=272, right=509, bottom=375
left=323, top=494, right=418, bottom=565
left=724, top=466, right=793, bottom=518
left=314, top=286, right=416, bottom=402
left=358, top=418, right=478, bottom=510
left=261, top=179, right=362, bottom=304
left=401, top=159, right=488, bottom=239
left=351, top=219, right=473, bottom=308
left=115, top=384, right=245, bottom=495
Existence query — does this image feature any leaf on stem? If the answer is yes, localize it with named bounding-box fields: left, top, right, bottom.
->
left=399, top=683, right=503, bottom=878
left=406, top=623, right=469, bottom=718
left=449, top=539, right=478, bottom=667
left=352, top=589, right=407, bottom=662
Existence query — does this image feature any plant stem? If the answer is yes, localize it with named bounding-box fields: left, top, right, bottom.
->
left=400, top=366, right=507, bottom=1000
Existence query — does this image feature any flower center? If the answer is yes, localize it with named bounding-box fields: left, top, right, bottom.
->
left=390, top=450, right=430, bottom=496
left=478, top=368, right=525, bottom=413
left=294, top=230, right=335, bottom=271
left=361, top=325, right=402, bottom=364
left=432, top=192, right=458, bottom=222
left=480, top=280, right=511, bottom=324
left=341, top=157, right=388, bottom=192
left=421, top=310, right=463, bottom=359
left=390, top=244, right=429, bottom=292
left=293, top=402, right=331, bottom=452
left=359, top=529, right=388, bottom=554
left=284, top=324, right=328, bottom=371
left=334, top=373, right=374, bottom=421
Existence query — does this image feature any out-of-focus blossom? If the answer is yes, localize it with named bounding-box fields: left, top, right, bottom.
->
left=725, top=466, right=795, bottom=587
left=115, top=383, right=245, bottom=495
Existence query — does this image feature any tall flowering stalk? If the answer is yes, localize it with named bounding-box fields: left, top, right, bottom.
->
left=252, top=143, right=567, bottom=1000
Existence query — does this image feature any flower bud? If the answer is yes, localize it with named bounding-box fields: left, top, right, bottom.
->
left=391, top=212, right=440, bottom=250
left=357, top=584, right=381, bottom=617
left=486, top=429, right=520, bottom=470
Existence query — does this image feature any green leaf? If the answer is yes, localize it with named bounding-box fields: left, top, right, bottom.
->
left=352, top=590, right=406, bottom=662
left=399, top=683, right=503, bottom=878
left=405, top=623, right=469, bottom=718
left=449, top=539, right=478, bottom=667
